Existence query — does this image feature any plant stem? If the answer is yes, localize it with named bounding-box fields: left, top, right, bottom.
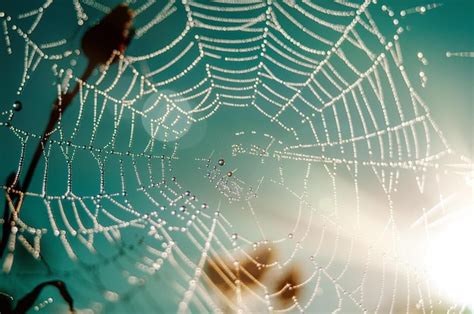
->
left=0, top=61, right=97, bottom=259
left=21, top=61, right=96, bottom=194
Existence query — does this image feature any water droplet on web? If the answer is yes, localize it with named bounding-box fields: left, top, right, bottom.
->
left=103, top=290, right=119, bottom=302
left=218, top=159, right=225, bottom=166
left=128, top=276, right=138, bottom=285
left=227, top=171, right=233, bottom=177
left=12, top=100, right=22, bottom=111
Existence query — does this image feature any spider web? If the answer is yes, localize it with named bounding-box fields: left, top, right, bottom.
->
left=0, top=0, right=472, bottom=313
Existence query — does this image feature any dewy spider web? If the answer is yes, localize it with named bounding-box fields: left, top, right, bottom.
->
left=0, top=0, right=472, bottom=313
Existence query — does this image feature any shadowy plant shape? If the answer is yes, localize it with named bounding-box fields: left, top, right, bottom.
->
left=205, top=244, right=276, bottom=294
left=21, top=3, right=135, bottom=196
left=0, top=3, right=135, bottom=259
left=81, top=3, right=135, bottom=66
left=205, top=245, right=307, bottom=311
left=0, top=4, right=135, bottom=310
left=273, top=265, right=302, bottom=309
left=0, top=280, right=74, bottom=314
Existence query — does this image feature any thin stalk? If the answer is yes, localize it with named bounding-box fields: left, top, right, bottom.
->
left=0, top=62, right=96, bottom=259
left=21, top=61, right=96, bottom=194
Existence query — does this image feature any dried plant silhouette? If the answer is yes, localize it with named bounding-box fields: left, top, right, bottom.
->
left=205, top=245, right=276, bottom=296
left=1, top=4, right=134, bottom=312
left=273, top=265, right=302, bottom=308
left=0, top=3, right=135, bottom=259
left=204, top=245, right=306, bottom=310
left=21, top=3, right=135, bottom=199
left=0, top=280, right=74, bottom=314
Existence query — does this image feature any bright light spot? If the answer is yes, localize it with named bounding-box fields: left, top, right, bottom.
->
left=426, top=210, right=474, bottom=307
left=141, top=89, right=193, bottom=142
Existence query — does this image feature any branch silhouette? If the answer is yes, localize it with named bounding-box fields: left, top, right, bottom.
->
left=0, top=6, right=135, bottom=311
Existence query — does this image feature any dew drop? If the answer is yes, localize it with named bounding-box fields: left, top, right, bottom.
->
left=12, top=100, right=22, bottom=111
left=104, top=291, right=119, bottom=302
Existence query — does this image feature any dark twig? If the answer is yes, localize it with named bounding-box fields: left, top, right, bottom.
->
left=0, top=5, right=135, bottom=313
left=22, top=3, right=135, bottom=195
left=0, top=280, right=75, bottom=314
left=0, top=3, right=135, bottom=260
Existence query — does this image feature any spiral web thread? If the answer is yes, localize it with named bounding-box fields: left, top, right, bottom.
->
left=0, top=0, right=472, bottom=313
